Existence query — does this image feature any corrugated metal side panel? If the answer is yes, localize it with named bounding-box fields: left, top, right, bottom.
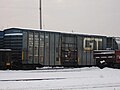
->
left=77, top=36, right=83, bottom=65
left=25, top=31, right=29, bottom=64
left=49, top=33, right=55, bottom=66
left=55, top=33, right=61, bottom=65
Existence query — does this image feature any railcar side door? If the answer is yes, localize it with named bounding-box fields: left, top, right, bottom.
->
left=61, top=34, right=78, bottom=66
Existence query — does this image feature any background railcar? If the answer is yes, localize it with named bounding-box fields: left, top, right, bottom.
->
left=0, top=28, right=119, bottom=69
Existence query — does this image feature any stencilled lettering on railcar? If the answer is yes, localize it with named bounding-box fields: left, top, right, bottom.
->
left=83, top=38, right=102, bottom=51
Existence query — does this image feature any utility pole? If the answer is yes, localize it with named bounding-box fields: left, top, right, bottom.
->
left=39, top=0, right=42, bottom=29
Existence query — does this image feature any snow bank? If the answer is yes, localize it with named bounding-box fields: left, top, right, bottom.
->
left=0, top=67, right=120, bottom=90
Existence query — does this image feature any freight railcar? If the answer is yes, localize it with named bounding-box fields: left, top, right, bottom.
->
left=0, top=28, right=120, bottom=69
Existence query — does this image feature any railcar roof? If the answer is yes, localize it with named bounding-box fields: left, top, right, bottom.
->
left=4, top=27, right=106, bottom=37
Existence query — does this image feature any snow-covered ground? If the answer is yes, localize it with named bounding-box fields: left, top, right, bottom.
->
left=0, top=67, right=120, bottom=90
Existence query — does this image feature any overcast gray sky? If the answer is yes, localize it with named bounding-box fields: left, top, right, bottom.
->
left=0, top=0, right=120, bottom=36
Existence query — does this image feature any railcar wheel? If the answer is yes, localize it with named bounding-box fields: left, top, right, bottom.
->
left=96, top=60, right=106, bottom=69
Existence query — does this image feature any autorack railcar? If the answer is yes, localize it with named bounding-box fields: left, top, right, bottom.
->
left=0, top=28, right=120, bottom=69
